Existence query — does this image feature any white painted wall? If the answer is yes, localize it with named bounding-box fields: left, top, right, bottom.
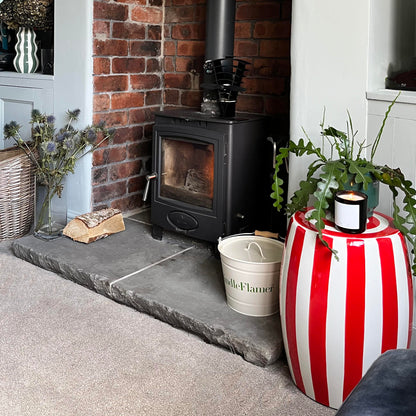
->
left=54, top=0, right=94, bottom=219
left=289, top=0, right=371, bottom=200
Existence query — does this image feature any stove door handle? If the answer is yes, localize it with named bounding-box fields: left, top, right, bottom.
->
left=143, top=172, right=158, bottom=201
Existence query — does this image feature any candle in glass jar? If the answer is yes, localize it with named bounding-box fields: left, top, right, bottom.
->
left=334, top=191, right=368, bottom=234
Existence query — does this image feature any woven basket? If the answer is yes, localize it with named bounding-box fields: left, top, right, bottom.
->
left=0, top=148, right=35, bottom=240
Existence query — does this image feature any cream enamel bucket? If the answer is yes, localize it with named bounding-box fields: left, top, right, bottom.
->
left=218, top=234, right=284, bottom=317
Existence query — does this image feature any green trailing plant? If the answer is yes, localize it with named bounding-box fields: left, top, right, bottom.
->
left=271, top=94, right=416, bottom=274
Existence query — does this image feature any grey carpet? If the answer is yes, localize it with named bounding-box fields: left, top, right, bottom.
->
left=0, top=240, right=335, bottom=416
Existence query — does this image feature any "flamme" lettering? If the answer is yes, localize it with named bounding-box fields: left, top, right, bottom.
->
left=223, top=277, right=273, bottom=293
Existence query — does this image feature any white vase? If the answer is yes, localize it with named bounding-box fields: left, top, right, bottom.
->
left=13, top=27, right=39, bottom=73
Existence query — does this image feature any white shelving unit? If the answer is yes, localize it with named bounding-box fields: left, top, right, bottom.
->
left=0, top=73, right=54, bottom=150
left=0, top=0, right=95, bottom=217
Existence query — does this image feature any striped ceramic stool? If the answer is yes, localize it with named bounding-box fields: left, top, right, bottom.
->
left=280, top=209, right=413, bottom=409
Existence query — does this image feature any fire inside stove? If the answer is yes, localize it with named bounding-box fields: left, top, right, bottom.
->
left=160, top=138, right=215, bottom=209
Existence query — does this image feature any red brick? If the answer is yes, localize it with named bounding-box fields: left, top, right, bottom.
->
left=259, top=39, right=290, bottom=58
left=94, top=57, right=111, bottom=75
left=235, top=22, right=252, bottom=39
left=253, top=58, right=290, bottom=77
left=93, top=146, right=127, bottom=166
left=92, top=166, right=108, bottom=185
left=112, top=92, right=145, bottom=109
left=131, top=6, right=163, bottom=24
left=112, top=57, right=146, bottom=73
left=113, top=126, right=144, bottom=144
left=147, top=58, right=162, bottom=72
left=175, top=57, right=202, bottom=72
left=164, top=73, right=191, bottom=89
left=110, top=194, right=144, bottom=212
left=94, top=39, right=128, bottom=56
left=117, top=0, right=146, bottom=4
left=281, top=1, right=292, bottom=20
left=127, top=175, right=147, bottom=193
left=264, top=95, right=290, bottom=115
left=93, top=75, right=129, bottom=92
left=164, top=89, right=180, bottom=105
left=164, top=57, right=175, bottom=72
left=171, top=0, right=205, bottom=5
left=172, top=23, right=204, bottom=40
left=164, top=41, right=176, bottom=56
left=127, top=140, right=152, bottom=159
left=94, top=2, right=128, bottom=21
left=254, top=21, right=291, bottom=39
left=93, top=182, right=127, bottom=204
left=165, top=7, right=194, bottom=23
left=109, top=160, right=143, bottom=181
left=93, top=110, right=129, bottom=127
left=131, top=41, right=161, bottom=57
left=130, top=74, right=161, bottom=90
left=236, top=94, right=264, bottom=114
left=143, top=124, right=154, bottom=141
left=193, top=4, right=206, bottom=22
left=148, top=25, right=162, bottom=40
left=177, top=40, right=205, bottom=57
left=145, top=90, right=162, bottom=106
left=129, top=108, right=155, bottom=124
left=93, top=20, right=110, bottom=37
left=112, top=22, right=146, bottom=39
left=234, top=40, right=258, bottom=57
left=243, top=77, right=286, bottom=95
left=236, top=3, right=280, bottom=21
left=181, top=90, right=202, bottom=108
left=93, top=93, right=110, bottom=112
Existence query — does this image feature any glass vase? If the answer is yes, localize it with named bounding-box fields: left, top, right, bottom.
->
left=34, top=181, right=67, bottom=240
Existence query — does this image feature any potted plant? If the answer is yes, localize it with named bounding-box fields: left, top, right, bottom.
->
left=4, top=109, right=114, bottom=239
left=271, top=95, right=416, bottom=274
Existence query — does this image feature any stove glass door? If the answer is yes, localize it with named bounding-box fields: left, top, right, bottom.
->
left=160, top=137, right=215, bottom=209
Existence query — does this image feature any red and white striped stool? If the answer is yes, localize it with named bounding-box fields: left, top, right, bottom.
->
left=280, top=209, right=413, bottom=409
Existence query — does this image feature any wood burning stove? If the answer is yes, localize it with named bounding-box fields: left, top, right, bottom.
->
left=145, top=109, right=272, bottom=242
left=143, top=0, right=287, bottom=242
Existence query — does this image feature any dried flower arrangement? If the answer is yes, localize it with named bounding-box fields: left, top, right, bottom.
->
left=4, top=109, right=114, bottom=238
left=0, top=0, right=53, bottom=30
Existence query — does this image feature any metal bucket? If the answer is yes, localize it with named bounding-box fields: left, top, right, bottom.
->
left=218, top=234, right=284, bottom=317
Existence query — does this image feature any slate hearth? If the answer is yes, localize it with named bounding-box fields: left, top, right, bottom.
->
left=12, top=210, right=283, bottom=366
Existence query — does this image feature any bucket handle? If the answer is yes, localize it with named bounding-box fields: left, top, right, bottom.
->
left=245, top=241, right=266, bottom=260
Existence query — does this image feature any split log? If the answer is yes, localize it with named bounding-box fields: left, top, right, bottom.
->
left=63, top=208, right=125, bottom=244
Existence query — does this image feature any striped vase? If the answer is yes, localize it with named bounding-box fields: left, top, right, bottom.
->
left=280, top=210, right=413, bottom=409
left=13, top=27, right=39, bottom=73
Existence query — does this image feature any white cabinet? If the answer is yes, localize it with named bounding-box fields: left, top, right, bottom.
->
left=0, top=73, right=53, bottom=149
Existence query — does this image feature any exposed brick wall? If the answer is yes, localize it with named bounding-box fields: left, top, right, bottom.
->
left=92, top=0, right=291, bottom=213
left=164, top=0, right=291, bottom=115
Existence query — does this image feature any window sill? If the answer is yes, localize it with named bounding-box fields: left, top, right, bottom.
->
left=367, top=89, right=416, bottom=105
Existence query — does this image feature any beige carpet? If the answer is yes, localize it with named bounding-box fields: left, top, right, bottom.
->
left=0, top=240, right=335, bottom=416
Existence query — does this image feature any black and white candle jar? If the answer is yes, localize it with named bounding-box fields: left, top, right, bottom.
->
left=334, top=191, right=368, bottom=234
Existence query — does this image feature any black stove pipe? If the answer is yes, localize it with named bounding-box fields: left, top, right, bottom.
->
left=205, top=0, right=236, bottom=61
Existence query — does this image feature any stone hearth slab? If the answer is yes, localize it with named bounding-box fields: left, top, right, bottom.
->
left=12, top=214, right=283, bottom=366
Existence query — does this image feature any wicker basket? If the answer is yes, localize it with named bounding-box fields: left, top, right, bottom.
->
left=0, top=148, right=35, bottom=241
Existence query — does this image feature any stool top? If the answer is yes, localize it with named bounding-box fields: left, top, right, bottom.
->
left=294, top=209, right=399, bottom=239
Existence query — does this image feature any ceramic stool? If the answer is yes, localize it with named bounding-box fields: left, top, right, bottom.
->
left=279, top=210, right=413, bottom=409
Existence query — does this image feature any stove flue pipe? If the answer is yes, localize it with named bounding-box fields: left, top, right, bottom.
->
left=205, top=0, right=236, bottom=61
